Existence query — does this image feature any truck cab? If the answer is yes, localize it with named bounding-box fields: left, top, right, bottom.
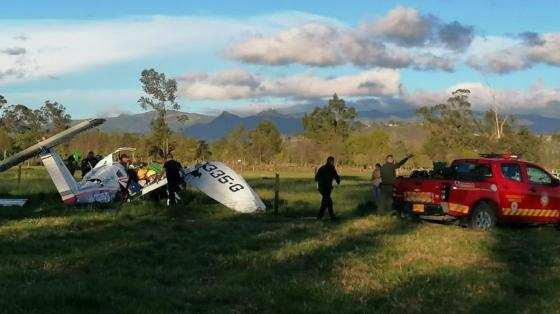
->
left=394, top=155, right=560, bottom=229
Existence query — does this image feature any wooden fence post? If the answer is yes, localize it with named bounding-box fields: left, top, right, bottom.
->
left=274, top=173, right=280, bottom=215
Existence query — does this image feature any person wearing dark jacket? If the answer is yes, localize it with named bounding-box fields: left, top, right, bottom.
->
left=164, top=153, right=183, bottom=206
left=315, top=156, right=341, bottom=221
left=66, top=155, right=77, bottom=177
left=379, top=154, right=413, bottom=213
left=81, top=151, right=98, bottom=178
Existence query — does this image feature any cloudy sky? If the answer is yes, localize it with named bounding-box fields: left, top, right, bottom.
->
left=1, top=0, right=559, bottom=118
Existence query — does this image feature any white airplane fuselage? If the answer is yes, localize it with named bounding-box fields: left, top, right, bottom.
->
left=40, top=148, right=129, bottom=204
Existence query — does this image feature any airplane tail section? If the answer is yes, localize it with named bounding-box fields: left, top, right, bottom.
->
left=40, top=148, right=79, bottom=204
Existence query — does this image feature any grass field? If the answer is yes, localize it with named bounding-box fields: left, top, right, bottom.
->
left=1, top=167, right=560, bottom=313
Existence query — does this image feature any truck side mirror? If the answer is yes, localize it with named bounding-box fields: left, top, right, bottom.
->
left=552, top=178, right=560, bottom=187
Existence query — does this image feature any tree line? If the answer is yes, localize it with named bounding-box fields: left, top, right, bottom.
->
left=1, top=69, right=560, bottom=172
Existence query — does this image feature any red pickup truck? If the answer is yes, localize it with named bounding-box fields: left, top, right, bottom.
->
left=394, top=155, right=560, bottom=230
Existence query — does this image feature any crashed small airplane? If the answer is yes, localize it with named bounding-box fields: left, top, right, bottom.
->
left=0, top=119, right=265, bottom=213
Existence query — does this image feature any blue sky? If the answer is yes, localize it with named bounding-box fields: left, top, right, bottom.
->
left=1, top=1, right=559, bottom=118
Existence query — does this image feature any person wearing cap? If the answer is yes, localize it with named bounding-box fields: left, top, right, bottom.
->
left=164, top=153, right=183, bottom=206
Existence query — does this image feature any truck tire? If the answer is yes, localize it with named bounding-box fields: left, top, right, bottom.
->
left=468, top=202, right=496, bottom=230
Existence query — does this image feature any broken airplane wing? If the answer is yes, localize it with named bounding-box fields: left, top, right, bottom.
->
left=184, top=161, right=266, bottom=213
left=0, top=119, right=105, bottom=173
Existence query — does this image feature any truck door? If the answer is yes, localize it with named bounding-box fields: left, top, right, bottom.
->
left=499, top=163, right=531, bottom=222
left=525, top=164, right=560, bottom=222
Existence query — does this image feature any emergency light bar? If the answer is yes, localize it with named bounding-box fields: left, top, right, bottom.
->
left=480, top=153, right=521, bottom=160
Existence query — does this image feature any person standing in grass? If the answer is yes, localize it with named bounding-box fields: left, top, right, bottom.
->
left=81, top=151, right=99, bottom=178
left=65, top=154, right=77, bottom=177
left=315, top=156, right=341, bottom=221
left=164, top=153, right=183, bottom=206
left=379, top=154, right=413, bottom=214
left=372, top=163, right=382, bottom=206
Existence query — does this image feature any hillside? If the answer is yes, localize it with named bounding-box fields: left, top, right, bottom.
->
left=74, top=111, right=213, bottom=134
left=183, top=110, right=303, bottom=140
left=99, top=111, right=213, bottom=133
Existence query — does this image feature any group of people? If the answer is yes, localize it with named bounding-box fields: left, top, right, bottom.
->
left=315, top=154, right=413, bottom=221
left=67, top=150, right=184, bottom=207
left=119, top=152, right=184, bottom=206
left=65, top=151, right=101, bottom=178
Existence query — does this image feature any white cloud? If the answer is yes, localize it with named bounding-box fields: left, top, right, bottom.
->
left=1, top=88, right=139, bottom=118
left=226, top=22, right=455, bottom=70
left=362, top=6, right=432, bottom=47
left=362, top=6, right=474, bottom=51
left=467, top=47, right=530, bottom=74
left=225, top=6, right=473, bottom=70
left=0, top=13, right=328, bottom=84
left=406, top=80, right=560, bottom=112
left=225, top=23, right=345, bottom=66
left=262, top=69, right=400, bottom=98
left=178, top=68, right=401, bottom=100
left=178, top=69, right=261, bottom=100
left=529, top=33, right=560, bottom=66
left=467, top=33, right=560, bottom=74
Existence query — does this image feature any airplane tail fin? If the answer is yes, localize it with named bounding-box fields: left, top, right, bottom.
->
left=40, top=148, right=79, bottom=204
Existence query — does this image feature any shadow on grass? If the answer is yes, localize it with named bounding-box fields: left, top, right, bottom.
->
left=11, top=172, right=560, bottom=312
left=364, top=224, right=560, bottom=313
left=481, top=225, right=560, bottom=312
left=0, top=194, right=422, bottom=313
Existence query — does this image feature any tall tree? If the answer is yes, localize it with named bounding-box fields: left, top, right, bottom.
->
left=0, top=95, right=9, bottom=158
left=418, top=89, right=543, bottom=162
left=195, top=140, right=211, bottom=162
left=0, top=104, right=46, bottom=152
left=302, top=94, right=356, bottom=156
left=418, top=89, right=481, bottom=160
left=138, top=68, right=184, bottom=155
left=346, top=129, right=390, bottom=166
left=248, top=121, right=282, bottom=164
left=0, top=95, right=6, bottom=109
left=41, top=100, right=71, bottom=134
left=213, top=125, right=249, bottom=164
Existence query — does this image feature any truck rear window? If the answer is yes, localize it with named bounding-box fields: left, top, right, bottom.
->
left=452, top=162, right=492, bottom=181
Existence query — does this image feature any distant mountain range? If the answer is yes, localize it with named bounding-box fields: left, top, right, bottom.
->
left=84, top=108, right=560, bottom=140
left=77, top=110, right=213, bottom=133
left=516, top=114, right=560, bottom=134
left=183, top=110, right=303, bottom=140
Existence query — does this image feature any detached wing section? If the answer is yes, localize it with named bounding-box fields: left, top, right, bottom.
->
left=184, top=161, right=265, bottom=213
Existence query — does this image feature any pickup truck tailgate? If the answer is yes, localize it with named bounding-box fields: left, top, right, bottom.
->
left=395, top=179, right=450, bottom=204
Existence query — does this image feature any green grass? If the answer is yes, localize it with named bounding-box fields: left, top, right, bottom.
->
left=1, top=167, right=560, bottom=313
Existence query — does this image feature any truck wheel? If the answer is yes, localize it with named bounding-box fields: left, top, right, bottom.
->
left=468, top=202, right=496, bottom=230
